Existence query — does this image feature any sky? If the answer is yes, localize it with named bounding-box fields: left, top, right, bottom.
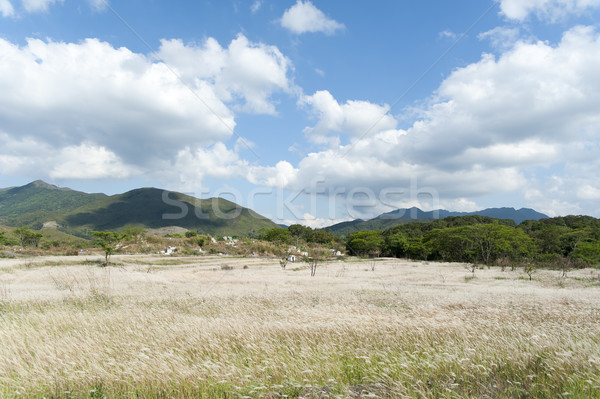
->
left=1, top=0, right=600, bottom=227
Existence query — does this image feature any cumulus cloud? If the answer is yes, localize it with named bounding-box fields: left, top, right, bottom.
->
left=299, top=90, right=398, bottom=146
left=158, top=34, right=293, bottom=115
left=280, top=0, right=344, bottom=35
left=0, top=0, right=14, bottom=17
left=281, top=25, right=600, bottom=216
left=50, top=144, right=135, bottom=179
left=500, top=0, right=600, bottom=21
left=0, top=34, right=293, bottom=186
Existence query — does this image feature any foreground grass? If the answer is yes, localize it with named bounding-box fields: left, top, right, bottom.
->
left=0, top=257, right=599, bottom=398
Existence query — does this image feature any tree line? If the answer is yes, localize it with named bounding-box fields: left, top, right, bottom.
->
left=343, top=215, right=600, bottom=267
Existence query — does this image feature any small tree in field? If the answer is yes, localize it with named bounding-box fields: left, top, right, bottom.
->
left=306, top=248, right=329, bottom=277
left=92, top=231, right=124, bottom=266
left=13, top=227, right=43, bottom=248
left=524, top=264, right=536, bottom=281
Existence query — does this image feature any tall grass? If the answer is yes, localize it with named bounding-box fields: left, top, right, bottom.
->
left=0, top=257, right=599, bottom=398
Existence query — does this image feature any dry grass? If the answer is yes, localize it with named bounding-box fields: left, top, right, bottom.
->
left=0, top=255, right=599, bottom=398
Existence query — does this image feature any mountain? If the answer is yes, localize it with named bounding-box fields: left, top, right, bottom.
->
left=325, top=207, right=548, bottom=236
left=0, top=181, right=277, bottom=237
left=377, top=207, right=548, bottom=225
left=377, top=207, right=455, bottom=220
left=0, top=180, right=107, bottom=226
left=324, top=217, right=431, bottom=236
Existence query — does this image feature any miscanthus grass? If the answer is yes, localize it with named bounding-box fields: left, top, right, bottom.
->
left=0, top=256, right=599, bottom=398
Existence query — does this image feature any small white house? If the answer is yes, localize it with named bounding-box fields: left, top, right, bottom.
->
left=287, top=254, right=297, bottom=262
left=163, top=246, right=177, bottom=255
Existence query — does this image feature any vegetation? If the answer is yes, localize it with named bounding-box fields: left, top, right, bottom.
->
left=13, top=226, right=43, bottom=248
left=0, top=181, right=278, bottom=237
left=325, top=207, right=547, bottom=236
left=91, top=231, right=125, bottom=266
left=340, top=215, right=600, bottom=268
left=0, top=180, right=106, bottom=228
left=260, top=227, right=292, bottom=244
left=0, top=231, right=10, bottom=246
left=0, top=257, right=598, bottom=398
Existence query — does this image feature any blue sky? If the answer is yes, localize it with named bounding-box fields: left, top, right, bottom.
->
left=1, top=0, right=600, bottom=226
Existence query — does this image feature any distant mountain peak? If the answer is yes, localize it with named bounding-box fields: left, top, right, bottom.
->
left=27, top=180, right=62, bottom=190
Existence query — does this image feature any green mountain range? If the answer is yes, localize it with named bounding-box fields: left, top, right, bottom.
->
left=0, top=180, right=277, bottom=237
left=324, top=206, right=548, bottom=236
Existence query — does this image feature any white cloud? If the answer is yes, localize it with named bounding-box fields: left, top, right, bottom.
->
left=162, top=143, right=248, bottom=193
left=0, top=34, right=293, bottom=185
left=439, top=30, right=458, bottom=40
left=442, top=198, right=480, bottom=213
left=500, top=0, right=600, bottom=21
left=158, top=34, right=293, bottom=115
left=478, top=27, right=522, bottom=49
left=0, top=0, right=14, bottom=17
left=247, top=161, right=299, bottom=188
left=50, top=144, right=135, bottom=179
left=577, top=185, right=600, bottom=200
left=280, top=0, right=344, bottom=35
left=88, top=0, right=107, bottom=11
left=280, top=25, right=600, bottom=217
left=21, top=0, right=63, bottom=13
left=289, top=213, right=352, bottom=229
left=300, top=90, right=398, bottom=146
left=250, top=0, right=261, bottom=13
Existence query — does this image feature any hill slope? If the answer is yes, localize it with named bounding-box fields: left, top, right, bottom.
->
left=325, top=207, right=548, bottom=236
left=378, top=207, right=547, bottom=225
left=0, top=180, right=106, bottom=227
left=62, top=188, right=276, bottom=236
left=0, top=181, right=277, bottom=237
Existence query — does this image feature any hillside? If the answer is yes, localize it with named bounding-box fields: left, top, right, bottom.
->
left=325, top=207, right=548, bottom=236
left=0, top=181, right=277, bottom=237
left=0, top=180, right=106, bottom=227
left=377, top=206, right=547, bottom=224
left=324, top=218, right=431, bottom=237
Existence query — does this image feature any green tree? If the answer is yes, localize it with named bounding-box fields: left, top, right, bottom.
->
left=469, top=224, right=532, bottom=265
left=571, top=241, right=600, bottom=265
left=260, top=227, right=291, bottom=244
left=13, top=227, right=43, bottom=248
left=346, top=231, right=384, bottom=257
left=92, top=231, right=125, bottom=266
left=385, top=232, right=409, bottom=257
left=310, top=229, right=336, bottom=245
left=288, top=224, right=313, bottom=241
left=122, top=226, right=147, bottom=242
left=0, top=231, right=7, bottom=246
left=406, top=238, right=432, bottom=260
left=423, top=228, right=475, bottom=262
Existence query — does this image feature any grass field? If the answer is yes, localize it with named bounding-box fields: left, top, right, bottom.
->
left=1, top=255, right=599, bottom=398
